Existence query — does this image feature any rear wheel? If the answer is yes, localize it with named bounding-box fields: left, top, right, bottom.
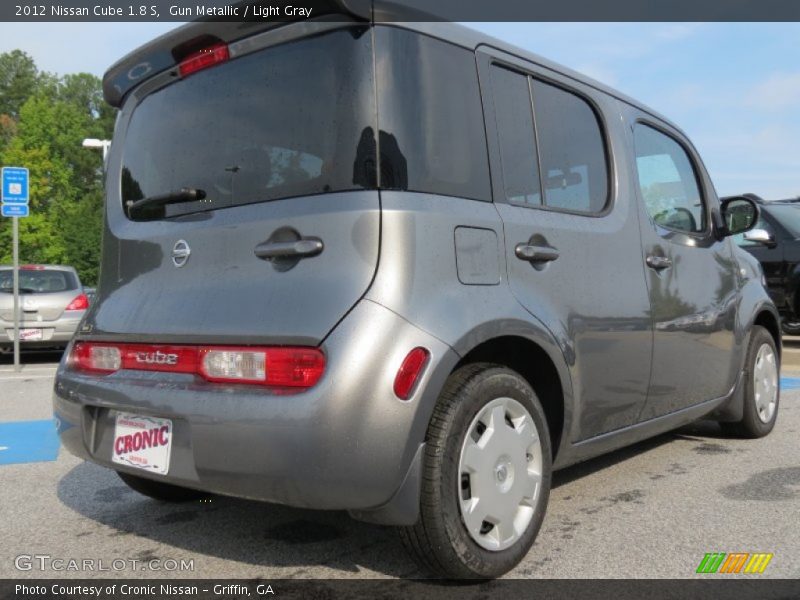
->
left=117, top=471, right=209, bottom=502
left=400, top=363, right=552, bottom=578
left=724, top=326, right=780, bottom=438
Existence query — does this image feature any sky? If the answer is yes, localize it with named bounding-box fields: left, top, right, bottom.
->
left=0, top=21, right=798, bottom=199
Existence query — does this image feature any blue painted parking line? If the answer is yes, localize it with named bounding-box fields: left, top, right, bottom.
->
left=781, top=377, right=800, bottom=391
left=0, top=419, right=60, bottom=465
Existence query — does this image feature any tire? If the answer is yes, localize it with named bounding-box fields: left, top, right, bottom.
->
left=724, top=326, right=780, bottom=438
left=117, top=471, right=209, bottom=502
left=400, top=363, right=552, bottom=579
left=780, top=320, right=800, bottom=336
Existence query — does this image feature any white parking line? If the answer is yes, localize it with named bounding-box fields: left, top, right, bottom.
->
left=0, top=375, right=56, bottom=381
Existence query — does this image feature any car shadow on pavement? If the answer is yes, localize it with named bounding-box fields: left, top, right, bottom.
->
left=551, top=433, right=675, bottom=489
left=56, top=419, right=735, bottom=578
left=57, top=461, right=424, bottom=578
left=551, top=419, right=735, bottom=489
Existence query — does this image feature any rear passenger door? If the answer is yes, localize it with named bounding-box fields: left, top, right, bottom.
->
left=477, top=49, right=653, bottom=441
left=624, top=109, right=740, bottom=418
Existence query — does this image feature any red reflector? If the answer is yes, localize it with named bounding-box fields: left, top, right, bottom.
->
left=69, top=342, right=325, bottom=390
left=178, top=42, right=229, bottom=77
left=65, top=293, right=89, bottom=311
left=394, top=347, right=430, bottom=400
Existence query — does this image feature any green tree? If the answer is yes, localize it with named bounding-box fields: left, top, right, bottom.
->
left=0, top=50, right=112, bottom=285
left=0, top=50, right=41, bottom=118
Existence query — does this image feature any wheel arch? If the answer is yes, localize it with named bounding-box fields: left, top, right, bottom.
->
left=453, top=333, right=570, bottom=462
left=754, top=308, right=781, bottom=360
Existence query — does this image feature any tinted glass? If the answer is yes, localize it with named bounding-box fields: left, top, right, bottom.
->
left=375, top=27, right=491, bottom=201
left=633, top=125, right=706, bottom=233
left=0, top=269, right=78, bottom=293
left=490, top=65, right=541, bottom=205
left=121, top=27, right=376, bottom=220
left=531, top=80, right=609, bottom=213
left=767, top=205, right=800, bottom=238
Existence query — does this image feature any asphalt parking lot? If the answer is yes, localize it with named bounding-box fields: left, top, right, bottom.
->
left=1, top=346, right=799, bottom=579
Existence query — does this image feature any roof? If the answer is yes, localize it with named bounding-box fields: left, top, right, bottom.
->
left=103, top=1, right=684, bottom=134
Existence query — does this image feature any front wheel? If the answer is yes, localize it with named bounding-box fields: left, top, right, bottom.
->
left=724, top=326, right=780, bottom=438
left=780, top=320, right=800, bottom=336
left=400, top=363, right=552, bottom=578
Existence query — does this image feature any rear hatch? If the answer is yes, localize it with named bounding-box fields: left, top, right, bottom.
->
left=84, top=24, right=380, bottom=346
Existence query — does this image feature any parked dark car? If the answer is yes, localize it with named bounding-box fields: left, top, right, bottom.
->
left=55, top=15, right=780, bottom=579
left=729, top=194, right=800, bottom=334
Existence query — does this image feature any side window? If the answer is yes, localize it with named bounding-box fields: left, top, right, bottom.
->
left=490, top=65, right=541, bottom=205
left=633, top=124, right=706, bottom=234
left=531, top=80, right=609, bottom=213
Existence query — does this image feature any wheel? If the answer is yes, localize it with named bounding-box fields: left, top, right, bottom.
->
left=117, top=471, right=209, bottom=502
left=780, top=320, right=800, bottom=336
left=400, top=363, right=552, bottom=579
left=724, top=326, right=780, bottom=438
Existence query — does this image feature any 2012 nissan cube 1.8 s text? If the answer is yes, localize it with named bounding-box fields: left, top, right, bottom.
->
left=54, top=9, right=781, bottom=578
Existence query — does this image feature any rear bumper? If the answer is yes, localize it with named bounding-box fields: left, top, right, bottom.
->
left=1, top=314, right=82, bottom=349
left=53, top=300, right=458, bottom=519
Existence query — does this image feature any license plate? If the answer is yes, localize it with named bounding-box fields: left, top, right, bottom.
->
left=112, top=413, right=172, bottom=475
left=19, top=328, right=43, bottom=341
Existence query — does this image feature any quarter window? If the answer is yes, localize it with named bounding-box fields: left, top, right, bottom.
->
left=633, top=124, right=706, bottom=234
left=375, top=27, right=492, bottom=201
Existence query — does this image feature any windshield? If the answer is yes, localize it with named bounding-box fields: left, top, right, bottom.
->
left=0, top=269, right=78, bottom=293
left=768, top=204, right=800, bottom=238
left=121, top=26, right=376, bottom=220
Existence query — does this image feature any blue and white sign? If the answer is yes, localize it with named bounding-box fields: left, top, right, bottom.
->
left=1, top=166, right=30, bottom=204
left=1, top=204, right=29, bottom=217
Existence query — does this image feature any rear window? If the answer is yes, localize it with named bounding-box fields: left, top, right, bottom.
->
left=121, top=27, right=376, bottom=220
left=0, top=269, right=78, bottom=293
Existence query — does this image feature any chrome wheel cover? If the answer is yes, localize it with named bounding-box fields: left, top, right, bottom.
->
left=457, top=397, right=543, bottom=551
left=753, top=343, right=778, bottom=424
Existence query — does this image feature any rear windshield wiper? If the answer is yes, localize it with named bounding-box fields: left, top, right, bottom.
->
left=126, top=188, right=206, bottom=219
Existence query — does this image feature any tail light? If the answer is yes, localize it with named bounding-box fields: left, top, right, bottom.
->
left=65, top=293, right=89, bottom=311
left=178, top=42, right=229, bottom=78
left=70, top=342, right=325, bottom=389
left=394, top=347, right=430, bottom=400
left=73, top=343, right=121, bottom=373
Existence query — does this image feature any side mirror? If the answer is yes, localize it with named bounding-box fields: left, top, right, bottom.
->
left=743, top=228, right=777, bottom=248
left=720, top=196, right=758, bottom=236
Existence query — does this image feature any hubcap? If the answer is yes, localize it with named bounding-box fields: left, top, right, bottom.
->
left=753, top=343, right=778, bottom=424
left=458, top=397, right=543, bottom=551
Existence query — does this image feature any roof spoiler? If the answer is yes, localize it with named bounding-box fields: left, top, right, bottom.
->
left=102, top=0, right=445, bottom=107
left=102, top=0, right=373, bottom=107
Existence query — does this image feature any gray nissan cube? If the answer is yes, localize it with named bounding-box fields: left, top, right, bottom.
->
left=54, top=11, right=781, bottom=578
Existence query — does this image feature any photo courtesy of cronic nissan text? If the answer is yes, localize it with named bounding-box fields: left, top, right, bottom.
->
left=0, top=0, right=798, bottom=598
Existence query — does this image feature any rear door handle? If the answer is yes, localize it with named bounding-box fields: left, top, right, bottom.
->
left=254, top=238, right=324, bottom=260
left=515, top=244, right=560, bottom=263
left=646, top=255, right=672, bottom=270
